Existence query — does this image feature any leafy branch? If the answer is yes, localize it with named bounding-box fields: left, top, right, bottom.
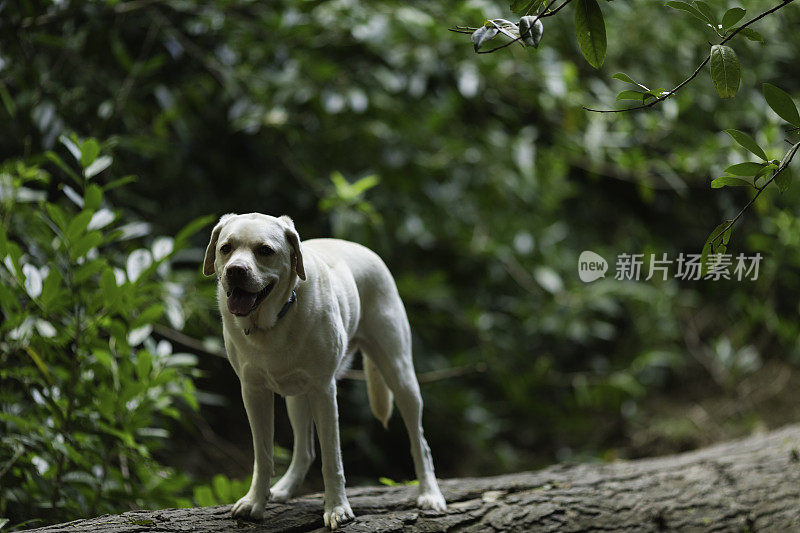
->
left=703, top=84, right=800, bottom=254
left=450, top=0, right=793, bottom=106
left=450, top=0, right=799, bottom=258
left=450, top=0, right=598, bottom=60
left=585, top=0, right=795, bottom=113
left=707, top=142, right=799, bottom=253
left=448, top=0, right=567, bottom=36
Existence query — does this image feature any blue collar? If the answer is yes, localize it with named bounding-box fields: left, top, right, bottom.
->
left=277, top=290, right=297, bottom=320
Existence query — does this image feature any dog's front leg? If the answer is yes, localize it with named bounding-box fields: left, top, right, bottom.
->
left=232, top=383, right=274, bottom=520
left=307, top=382, right=354, bottom=530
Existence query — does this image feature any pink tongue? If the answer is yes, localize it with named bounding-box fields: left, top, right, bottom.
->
left=227, top=288, right=258, bottom=316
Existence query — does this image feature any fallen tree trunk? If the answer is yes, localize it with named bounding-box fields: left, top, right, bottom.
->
left=28, top=424, right=800, bottom=532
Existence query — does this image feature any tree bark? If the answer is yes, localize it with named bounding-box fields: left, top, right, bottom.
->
left=27, top=424, right=800, bottom=532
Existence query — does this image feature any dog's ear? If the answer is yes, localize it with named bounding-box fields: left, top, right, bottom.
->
left=279, top=215, right=306, bottom=281
left=203, top=213, right=236, bottom=277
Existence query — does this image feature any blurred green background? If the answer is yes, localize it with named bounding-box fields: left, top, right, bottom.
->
left=2, top=0, right=800, bottom=529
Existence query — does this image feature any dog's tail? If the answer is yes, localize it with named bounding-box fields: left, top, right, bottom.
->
left=363, top=353, right=393, bottom=429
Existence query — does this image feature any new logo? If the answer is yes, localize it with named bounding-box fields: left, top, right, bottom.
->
left=578, top=250, right=608, bottom=282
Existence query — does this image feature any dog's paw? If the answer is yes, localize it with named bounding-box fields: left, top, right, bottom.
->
left=269, top=476, right=299, bottom=502
left=269, top=485, right=293, bottom=503
left=231, top=493, right=266, bottom=520
left=417, top=490, right=447, bottom=513
left=323, top=502, right=354, bottom=530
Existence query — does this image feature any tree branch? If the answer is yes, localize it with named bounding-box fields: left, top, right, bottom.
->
left=539, top=0, right=573, bottom=18
left=449, top=0, right=571, bottom=54
left=709, top=141, right=800, bottom=246
left=584, top=0, right=795, bottom=113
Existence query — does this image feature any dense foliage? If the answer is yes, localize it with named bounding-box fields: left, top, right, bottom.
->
left=0, top=140, right=212, bottom=527
left=1, top=0, right=799, bottom=529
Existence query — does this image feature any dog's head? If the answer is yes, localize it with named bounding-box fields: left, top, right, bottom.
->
left=203, top=213, right=306, bottom=317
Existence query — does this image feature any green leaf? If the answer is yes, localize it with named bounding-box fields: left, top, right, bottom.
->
left=617, top=90, right=647, bottom=101
left=85, top=155, right=112, bottom=179
left=93, top=350, right=114, bottom=370
left=489, top=19, right=518, bottom=42
left=351, top=174, right=380, bottom=194
left=611, top=72, right=637, bottom=84
left=45, top=151, right=82, bottom=185
left=510, top=0, right=542, bottom=15
left=59, top=135, right=81, bottom=162
left=98, top=421, right=136, bottom=447
left=100, top=268, right=119, bottom=304
left=693, top=1, right=716, bottom=26
left=80, top=139, right=100, bottom=168
left=721, top=7, right=745, bottom=30
left=739, top=27, right=764, bottom=42
left=194, top=485, right=217, bottom=507
left=643, top=88, right=667, bottom=100
left=701, top=220, right=733, bottom=272
left=231, top=477, right=251, bottom=497
left=212, top=474, right=232, bottom=503
left=134, top=304, right=164, bottom=329
left=84, top=184, right=103, bottom=211
left=24, top=346, right=52, bottom=384
left=472, top=25, right=499, bottom=52
left=88, top=208, right=116, bottom=231
left=762, top=83, right=800, bottom=127
left=710, top=176, right=752, bottom=188
left=70, top=231, right=103, bottom=260
left=39, top=268, right=63, bottom=309
left=710, top=45, right=740, bottom=99
left=103, top=175, right=138, bottom=191
left=779, top=141, right=800, bottom=173
left=774, top=166, right=792, bottom=193
left=3, top=241, right=22, bottom=278
left=574, top=0, right=607, bottom=69
left=753, top=163, right=778, bottom=184
left=66, top=210, right=94, bottom=242
left=174, top=214, right=215, bottom=246
left=135, top=350, right=152, bottom=380
left=75, top=258, right=107, bottom=283
left=45, top=203, right=69, bottom=232
left=665, top=1, right=710, bottom=24
left=724, top=129, right=767, bottom=160
left=518, top=15, right=544, bottom=48
left=724, top=162, right=767, bottom=176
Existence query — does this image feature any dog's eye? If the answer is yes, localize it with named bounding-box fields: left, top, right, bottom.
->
left=256, top=244, right=274, bottom=256
left=220, top=243, right=232, bottom=254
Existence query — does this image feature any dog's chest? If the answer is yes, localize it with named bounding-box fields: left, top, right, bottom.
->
left=232, top=342, right=314, bottom=396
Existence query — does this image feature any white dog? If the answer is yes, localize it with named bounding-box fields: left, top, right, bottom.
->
left=203, top=213, right=446, bottom=529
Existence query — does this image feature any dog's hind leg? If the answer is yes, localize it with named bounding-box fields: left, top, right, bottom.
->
left=270, top=394, right=315, bottom=502
left=360, top=333, right=447, bottom=512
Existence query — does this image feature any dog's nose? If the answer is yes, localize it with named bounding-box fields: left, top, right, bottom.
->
left=226, top=264, right=249, bottom=285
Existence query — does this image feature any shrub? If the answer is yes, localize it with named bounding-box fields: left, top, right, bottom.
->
left=0, top=137, right=211, bottom=529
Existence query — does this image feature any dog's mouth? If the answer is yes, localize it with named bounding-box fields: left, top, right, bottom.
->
left=226, top=282, right=274, bottom=317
